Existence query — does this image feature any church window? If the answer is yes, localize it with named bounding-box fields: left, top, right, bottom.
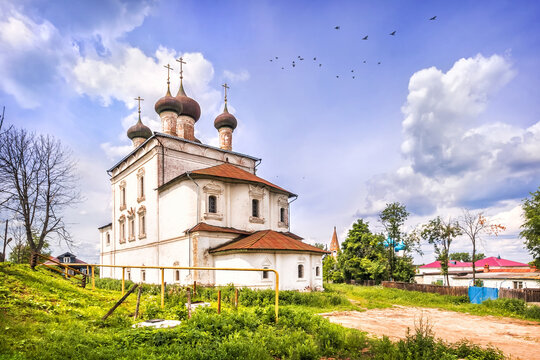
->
left=137, top=168, right=145, bottom=202
left=119, top=216, right=126, bottom=243
left=262, top=267, right=269, bottom=279
left=208, top=195, right=217, bottom=213
left=280, top=207, right=285, bottom=223
left=252, top=199, right=260, bottom=218
left=128, top=215, right=135, bottom=241
left=119, top=181, right=126, bottom=210
left=106, top=233, right=110, bottom=246
left=141, top=270, right=146, bottom=282
left=297, top=264, right=304, bottom=279
left=63, top=256, right=71, bottom=263
left=137, top=206, right=146, bottom=239
left=315, top=266, right=320, bottom=277
left=127, top=269, right=131, bottom=281
left=175, top=270, right=180, bottom=282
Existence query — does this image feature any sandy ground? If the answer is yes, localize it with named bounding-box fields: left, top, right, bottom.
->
left=320, top=306, right=540, bottom=360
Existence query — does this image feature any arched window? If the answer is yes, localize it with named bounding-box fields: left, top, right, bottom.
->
left=298, top=264, right=304, bottom=279
left=262, top=267, right=269, bottom=279
left=175, top=270, right=180, bottom=281
left=141, top=270, right=146, bottom=282
left=280, top=207, right=285, bottom=223
left=106, top=233, right=110, bottom=246
left=252, top=199, right=259, bottom=218
left=208, top=195, right=217, bottom=213
left=315, top=266, right=320, bottom=277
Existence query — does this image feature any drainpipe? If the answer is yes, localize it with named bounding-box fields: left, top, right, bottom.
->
left=186, top=172, right=200, bottom=274
left=287, top=195, right=298, bottom=232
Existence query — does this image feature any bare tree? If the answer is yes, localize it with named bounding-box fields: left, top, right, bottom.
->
left=459, top=210, right=506, bottom=285
left=0, top=127, right=80, bottom=266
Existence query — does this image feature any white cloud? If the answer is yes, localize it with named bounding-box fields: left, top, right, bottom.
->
left=223, top=69, right=250, bottom=83
left=0, top=5, right=78, bottom=108
left=360, top=54, right=539, bottom=218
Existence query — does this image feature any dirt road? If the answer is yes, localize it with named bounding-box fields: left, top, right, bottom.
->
left=320, top=306, right=540, bottom=360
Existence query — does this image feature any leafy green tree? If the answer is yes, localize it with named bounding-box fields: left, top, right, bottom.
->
left=520, top=187, right=540, bottom=267
left=8, top=237, right=50, bottom=264
left=420, top=217, right=462, bottom=286
left=393, top=256, right=416, bottom=283
left=322, top=255, right=343, bottom=283
left=442, top=252, right=485, bottom=262
left=379, top=202, right=410, bottom=280
left=338, top=219, right=388, bottom=283
left=313, top=242, right=326, bottom=250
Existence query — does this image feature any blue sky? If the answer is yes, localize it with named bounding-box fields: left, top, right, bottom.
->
left=1, top=0, right=539, bottom=263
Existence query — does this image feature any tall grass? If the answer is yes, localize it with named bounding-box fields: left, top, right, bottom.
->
left=0, top=264, right=509, bottom=359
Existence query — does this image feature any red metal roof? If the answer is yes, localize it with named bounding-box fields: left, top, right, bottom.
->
left=191, top=163, right=295, bottom=196
left=420, top=260, right=472, bottom=268
left=210, top=230, right=328, bottom=254
left=187, top=222, right=251, bottom=235
left=474, top=257, right=529, bottom=267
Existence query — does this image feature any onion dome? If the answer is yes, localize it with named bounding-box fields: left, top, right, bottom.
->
left=175, top=82, right=201, bottom=121
left=155, top=88, right=183, bottom=115
left=214, top=104, right=237, bottom=130
left=127, top=117, right=152, bottom=140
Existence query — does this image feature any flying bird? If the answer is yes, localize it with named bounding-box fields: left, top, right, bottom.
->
left=429, top=16, right=437, bottom=20
left=269, top=59, right=273, bottom=62
left=390, top=31, right=396, bottom=35
left=313, top=57, right=316, bottom=61
left=378, top=62, right=381, bottom=65
left=351, top=70, right=354, bottom=72
left=281, top=67, right=284, bottom=70
left=363, top=60, right=366, bottom=63
left=362, top=35, right=368, bottom=40
left=319, top=64, right=322, bottom=67
left=275, top=56, right=278, bottom=59
left=334, top=26, right=340, bottom=30
left=352, top=76, right=355, bottom=79
left=336, top=75, right=339, bottom=78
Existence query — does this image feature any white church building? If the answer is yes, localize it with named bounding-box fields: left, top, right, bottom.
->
left=98, top=61, right=327, bottom=291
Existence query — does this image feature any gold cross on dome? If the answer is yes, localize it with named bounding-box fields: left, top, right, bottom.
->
left=176, top=57, right=186, bottom=79
left=134, top=96, right=144, bottom=116
left=163, top=64, right=173, bottom=83
left=222, top=83, right=230, bottom=103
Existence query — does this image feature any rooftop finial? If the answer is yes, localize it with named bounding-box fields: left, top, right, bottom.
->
left=176, top=56, right=186, bottom=84
left=164, top=64, right=174, bottom=95
left=134, top=96, right=144, bottom=120
left=222, top=83, right=230, bottom=112
left=222, top=83, right=230, bottom=104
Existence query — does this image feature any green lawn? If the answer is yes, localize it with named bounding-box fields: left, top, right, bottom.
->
left=326, top=283, right=540, bottom=321
left=0, top=264, right=508, bottom=359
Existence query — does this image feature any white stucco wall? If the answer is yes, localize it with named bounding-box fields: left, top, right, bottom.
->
left=213, top=252, right=323, bottom=291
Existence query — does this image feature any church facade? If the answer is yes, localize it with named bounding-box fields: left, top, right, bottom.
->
left=98, top=61, right=327, bottom=291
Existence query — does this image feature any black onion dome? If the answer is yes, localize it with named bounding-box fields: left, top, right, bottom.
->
left=214, top=104, right=237, bottom=130
left=155, top=90, right=183, bottom=115
left=127, top=118, right=153, bottom=140
left=175, top=82, right=201, bottom=121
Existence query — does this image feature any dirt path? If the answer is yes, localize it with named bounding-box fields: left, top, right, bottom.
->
left=320, top=306, right=540, bottom=360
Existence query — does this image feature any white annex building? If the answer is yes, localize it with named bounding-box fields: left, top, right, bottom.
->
left=98, top=61, right=327, bottom=291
